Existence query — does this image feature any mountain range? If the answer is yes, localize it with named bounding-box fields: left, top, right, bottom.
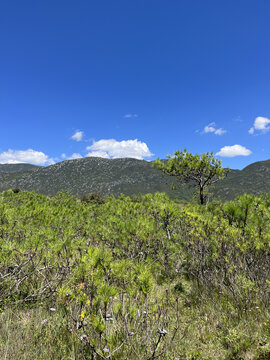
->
left=0, top=157, right=270, bottom=201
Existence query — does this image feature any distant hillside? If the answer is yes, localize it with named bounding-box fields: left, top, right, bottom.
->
left=0, top=163, right=40, bottom=173
left=214, top=159, right=270, bottom=200
left=0, top=157, right=270, bottom=201
left=0, top=163, right=40, bottom=189
left=0, top=158, right=193, bottom=200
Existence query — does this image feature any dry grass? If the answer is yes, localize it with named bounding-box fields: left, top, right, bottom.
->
left=1, top=302, right=269, bottom=360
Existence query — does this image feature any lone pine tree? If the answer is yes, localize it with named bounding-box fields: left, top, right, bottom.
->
left=153, top=149, right=229, bottom=204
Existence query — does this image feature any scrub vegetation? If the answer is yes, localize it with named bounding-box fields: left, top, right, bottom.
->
left=0, top=189, right=270, bottom=359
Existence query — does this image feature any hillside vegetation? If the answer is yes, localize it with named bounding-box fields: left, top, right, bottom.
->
left=0, top=158, right=193, bottom=201
left=0, top=157, right=270, bottom=201
left=0, top=190, right=270, bottom=359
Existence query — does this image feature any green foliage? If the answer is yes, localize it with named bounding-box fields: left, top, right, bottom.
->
left=81, top=192, right=106, bottom=204
left=0, top=190, right=270, bottom=359
left=153, top=149, right=229, bottom=204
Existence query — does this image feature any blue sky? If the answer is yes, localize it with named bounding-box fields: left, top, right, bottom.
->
left=1, top=0, right=270, bottom=169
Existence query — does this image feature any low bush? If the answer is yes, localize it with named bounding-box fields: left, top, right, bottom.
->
left=0, top=190, right=269, bottom=359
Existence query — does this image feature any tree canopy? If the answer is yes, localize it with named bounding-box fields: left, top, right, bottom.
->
left=153, top=149, right=229, bottom=204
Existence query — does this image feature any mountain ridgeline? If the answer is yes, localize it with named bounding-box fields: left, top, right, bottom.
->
left=0, top=157, right=270, bottom=201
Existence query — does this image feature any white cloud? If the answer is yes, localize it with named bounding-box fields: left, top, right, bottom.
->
left=214, top=128, right=227, bottom=135
left=123, top=114, right=138, bottom=118
left=204, top=123, right=216, bottom=133
left=61, top=153, right=67, bottom=159
left=71, top=130, right=84, bottom=141
left=249, top=116, right=270, bottom=134
left=86, top=139, right=153, bottom=160
left=68, top=153, right=83, bottom=160
left=203, top=122, right=227, bottom=135
left=0, top=149, right=54, bottom=165
left=86, top=151, right=110, bottom=159
left=216, top=145, right=252, bottom=157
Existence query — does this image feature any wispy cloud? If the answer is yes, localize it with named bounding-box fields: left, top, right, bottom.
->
left=68, top=153, right=83, bottom=160
left=123, top=114, right=139, bottom=119
left=234, top=116, right=243, bottom=122
left=0, top=149, right=54, bottom=165
left=214, top=128, right=227, bottom=135
left=203, top=122, right=227, bottom=135
left=216, top=145, right=252, bottom=157
left=86, top=139, right=153, bottom=160
left=71, top=130, right=84, bottom=141
left=249, top=116, right=270, bottom=135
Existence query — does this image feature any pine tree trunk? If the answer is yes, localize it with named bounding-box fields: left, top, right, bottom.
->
left=199, top=186, right=204, bottom=205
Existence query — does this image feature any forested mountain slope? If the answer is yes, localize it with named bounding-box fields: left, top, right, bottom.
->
left=0, top=157, right=270, bottom=201
left=214, top=159, right=270, bottom=200
left=0, top=158, right=193, bottom=200
left=0, top=163, right=40, bottom=173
